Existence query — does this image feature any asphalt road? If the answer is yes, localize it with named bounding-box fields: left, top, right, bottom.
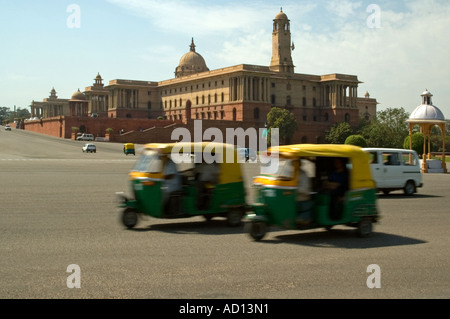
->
left=1, top=127, right=449, bottom=300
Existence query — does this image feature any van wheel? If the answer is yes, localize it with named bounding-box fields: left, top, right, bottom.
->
left=404, top=181, right=416, bottom=196
left=356, top=218, right=372, bottom=238
left=226, top=209, right=243, bottom=227
left=245, top=221, right=267, bottom=241
left=122, top=208, right=138, bottom=229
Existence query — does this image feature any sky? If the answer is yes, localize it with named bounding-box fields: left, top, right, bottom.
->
left=1, top=0, right=449, bottom=118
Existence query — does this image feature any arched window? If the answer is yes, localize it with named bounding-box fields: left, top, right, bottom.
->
left=253, top=107, right=260, bottom=120
left=232, top=108, right=237, bottom=121
left=345, top=113, right=350, bottom=123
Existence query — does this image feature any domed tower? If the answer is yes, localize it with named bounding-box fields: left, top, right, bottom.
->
left=407, top=90, right=447, bottom=173
left=270, top=8, right=295, bottom=73
left=175, top=38, right=209, bottom=78
left=69, top=89, right=88, bottom=117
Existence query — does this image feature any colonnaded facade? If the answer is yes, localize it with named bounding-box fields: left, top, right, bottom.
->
left=29, top=9, right=377, bottom=144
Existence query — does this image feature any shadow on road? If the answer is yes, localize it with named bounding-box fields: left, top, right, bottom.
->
left=263, top=229, right=427, bottom=249
left=128, top=218, right=248, bottom=236
left=377, top=193, right=442, bottom=199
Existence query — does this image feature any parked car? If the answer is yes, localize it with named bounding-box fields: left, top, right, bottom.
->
left=363, top=148, right=423, bottom=195
left=82, top=143, right=96, bottom=153
left=4, top=124, right=11, bottom=131
left=76, top=133, right=94, bottom=141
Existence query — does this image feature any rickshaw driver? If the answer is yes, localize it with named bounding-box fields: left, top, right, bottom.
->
left=295, top=160, right=313, bottom=225
left=322, top=158, right=349, bottom=220
left=195, top=153, right=220, bottom=210
left=162, top=155, right=183, bottom=215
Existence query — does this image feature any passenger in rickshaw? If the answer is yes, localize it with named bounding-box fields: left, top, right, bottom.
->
left=323, top=158, right=349, bottom=220
left=163, top=156, right=183, bottom=215
left=195, top=154, right=220, bottom=210
left=295, top=159, right=313, bottom=225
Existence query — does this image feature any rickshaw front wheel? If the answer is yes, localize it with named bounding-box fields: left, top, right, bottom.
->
left=122, top=208, right=138, bottom=229
left=356, top=218, right=373, bottom=238
left=246, top=221, right=267, bottom=241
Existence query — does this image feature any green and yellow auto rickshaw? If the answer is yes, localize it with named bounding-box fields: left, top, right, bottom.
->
left=244, top=144, right=380, bottom=241
left=116, top=142, right=247, bottom=228
left=123, top=143, right=135, bottom=156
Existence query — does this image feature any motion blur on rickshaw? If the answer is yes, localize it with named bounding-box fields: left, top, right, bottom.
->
left=244, top=144, right=380, bottom=241
left=116, top=142, right=247, bottom=229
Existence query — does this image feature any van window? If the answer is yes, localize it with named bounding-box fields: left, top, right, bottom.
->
left=368, top=152, right=378, bottom=164
left=401, top=152, right=418, bottom=166
left=383, top=152, right=400, bottom=166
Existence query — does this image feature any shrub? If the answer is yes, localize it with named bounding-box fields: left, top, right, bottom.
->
left=345, top=135, right=367, bottom=147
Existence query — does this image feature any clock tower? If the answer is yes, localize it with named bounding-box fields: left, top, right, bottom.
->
left=270, top=9, right=295, bottom=73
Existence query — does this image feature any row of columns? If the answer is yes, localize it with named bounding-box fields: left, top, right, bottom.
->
left=322, top=83, right=358, bottom=108
left=229, top=76, right=270, bottom=103
left=112, top=89, right=139, bottom=109
left=90, top=94, right=108, bottom=113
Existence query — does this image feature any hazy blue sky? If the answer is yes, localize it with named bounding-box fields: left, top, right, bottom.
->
left=1, top=0, right=449, bottom=117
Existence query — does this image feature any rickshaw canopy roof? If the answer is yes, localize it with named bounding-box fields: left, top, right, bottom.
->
left=268, top=144, right=375, bottom=190
left=142, top=142, right=243, bottom=185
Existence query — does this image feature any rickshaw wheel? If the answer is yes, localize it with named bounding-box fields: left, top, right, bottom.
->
left=122, top=208, right=138, bottom=229
left=226, top=209, right=243, bottom=227
left=246, top=221, right=267, bottom=241
left=356, top=218, right=372, bottom=238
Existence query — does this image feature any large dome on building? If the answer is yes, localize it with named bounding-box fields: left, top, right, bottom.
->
left=175, top=38, right=209, bottom=78
left=71, top=89, right=87, bottom=101
left=409, top=90, right=445, bottom=122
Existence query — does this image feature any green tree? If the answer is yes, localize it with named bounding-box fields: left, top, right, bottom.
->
left=0, top=106, right=10, bottom=124
left=360, top=107, right=410, bottom=148
left=325, top=122, right=353, bottom=144
left=266, top=107, right=298, bottom=145
left=345, top=135, right=367, bottom=147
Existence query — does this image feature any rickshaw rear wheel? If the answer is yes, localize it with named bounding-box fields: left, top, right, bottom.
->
left=226, top=208, right=243, bottom=227
left=122, top=208, right=138, bottom=229
left=356, top=218, right=372, bottom=238
left=246, top=221, right=267, bottom=241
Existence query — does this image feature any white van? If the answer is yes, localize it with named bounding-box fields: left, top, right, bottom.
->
left=363, top=148, right=423, bottom=195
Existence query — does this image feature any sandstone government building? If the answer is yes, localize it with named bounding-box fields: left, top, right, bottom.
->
left=26, top=9, right=377, bottom=145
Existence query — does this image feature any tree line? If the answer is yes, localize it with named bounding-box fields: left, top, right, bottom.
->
left=0, top=106, right=31, bottom=125
left=266, top=107, right=449, bottom=156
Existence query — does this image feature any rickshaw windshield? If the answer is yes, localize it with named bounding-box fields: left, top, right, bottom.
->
left=133, top=150, right=163, bottom=173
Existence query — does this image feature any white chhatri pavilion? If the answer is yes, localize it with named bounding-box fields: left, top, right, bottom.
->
left=407, top=90, right=447, bottom=173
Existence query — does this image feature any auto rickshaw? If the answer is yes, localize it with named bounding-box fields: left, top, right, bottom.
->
left=123, top=143, right=135, bottom=155
left=244, top=144, right=380, bottom=241
left=116, top=142, right=247, bottom=228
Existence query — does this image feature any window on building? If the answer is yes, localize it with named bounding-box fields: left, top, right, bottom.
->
left=232, top=108, right=237, bottom=121
left=345, top=113, right=350, bottom=123
left=302, top=97, right=307, bottom=107
left=254, top=107, right=260, bottom=120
